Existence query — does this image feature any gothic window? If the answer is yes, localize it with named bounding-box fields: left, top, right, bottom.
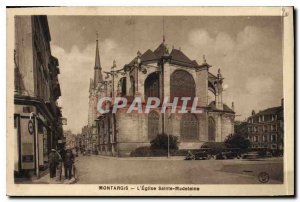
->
left=170, top=70, right=195, bottom=106
left=208, top=117, right=216, bottom=142
left=129, top=76, right=135, bottom=96
left=144, top=72, right=160, bottom=100
left=180, top=113, right=198, bottom=142
left=118, top=77, right=126, bottom=97
left=148, top=110, right=159, bottom=141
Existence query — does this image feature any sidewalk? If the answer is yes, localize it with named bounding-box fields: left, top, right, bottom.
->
left=33, top=171, right=77, bottom=184
left=95, top=155, right=186, bottom=161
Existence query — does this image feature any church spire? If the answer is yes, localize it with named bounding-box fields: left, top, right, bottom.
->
left=162, top=16, right=165, bottom=44
left=94, top=32, right=103, bottom=87
left=94, top=32, right=101, bottom=69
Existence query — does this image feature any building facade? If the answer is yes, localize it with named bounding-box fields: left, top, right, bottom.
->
left=64, top=130, right=77, bottom=149
left=14, top=16, right=63, bottom=177
left=86, top=38, right=235, bottom=156
left=246, top=100, right=284, bottom=152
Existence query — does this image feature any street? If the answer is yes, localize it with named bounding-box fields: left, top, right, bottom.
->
left=75, top=155, right=283, bottom=184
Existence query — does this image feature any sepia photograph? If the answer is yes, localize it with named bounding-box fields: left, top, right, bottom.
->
left=6, top=6, right=294, bottom=196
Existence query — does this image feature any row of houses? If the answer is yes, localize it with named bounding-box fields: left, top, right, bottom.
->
left=14, top=16, right=65, bottom=178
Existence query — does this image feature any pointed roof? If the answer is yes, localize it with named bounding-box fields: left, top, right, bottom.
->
left=124, top=42, right=211, bottom=69
left=153, top=42, right=169, bottom=58
left=94, top=39, right=101, bottom=69
left=141, top=49, right=157, bottom=61
left=169, top=49, right=196, bottom=67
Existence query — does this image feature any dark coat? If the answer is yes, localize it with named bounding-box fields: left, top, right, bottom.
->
left=49, top=151, right=59, bottom=165
left=64, top=150, right=74, bottom=166
left=60, top=149, right=66, bottom=162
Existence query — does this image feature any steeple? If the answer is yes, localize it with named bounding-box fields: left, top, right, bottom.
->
left=89, top=78, right=94, bottom=93
left=94, top=32, right=103, bottom=87
left=94, top=33, right=101, bottom=69
left=162, top=16, right=166, bottom=44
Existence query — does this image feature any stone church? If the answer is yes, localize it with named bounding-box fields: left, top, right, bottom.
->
left=86, top=37, right=235, bottom=156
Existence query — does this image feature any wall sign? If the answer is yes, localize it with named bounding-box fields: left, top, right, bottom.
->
left=28, top=120, right=34, bottom=135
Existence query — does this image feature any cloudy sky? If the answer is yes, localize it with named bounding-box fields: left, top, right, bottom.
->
left=48, top=16, right=283, bottom=134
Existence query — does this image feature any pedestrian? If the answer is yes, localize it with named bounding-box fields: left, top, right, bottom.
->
left=64, top=149, right=74, bottom=180
left=72, top=150, right=78, bottom=181
left=55, top=150, right=63, bottom=181
left=60, top=147, right=66, bottom=162
left=49, top=149, right=59, bottom=179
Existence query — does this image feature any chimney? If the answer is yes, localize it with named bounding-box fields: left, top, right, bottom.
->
left=252, top=110, right=255, bottom=116
left=232, top=101, right=235, bottom=111
left=281, top=98, right=284, bottom=108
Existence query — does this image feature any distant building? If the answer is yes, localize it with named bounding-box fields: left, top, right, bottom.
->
left=64, top=130, right=76, bottom=149
left=246, top=99, right=284, bottom=152
left=85, top=36, right=235, bottom=156
left=14, top=16, right=63, bottom=177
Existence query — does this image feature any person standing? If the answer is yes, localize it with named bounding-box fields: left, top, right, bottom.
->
left=64, top=149, right=74, bottom=180
left=49, top=149, right=59, bottom=179
left=55, top=150, right=63, bottom=181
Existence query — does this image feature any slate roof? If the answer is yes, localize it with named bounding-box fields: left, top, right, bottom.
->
left=254, top=106, right=282, bottom=116
left=208, top=101, right=235, bottom=113
left=141, top=49, right=158, bottom=62
left=169, top=49, right=198, bottom=67
left=125, top=42, right=206, bottom=68
left=153, top=43, right=169, bottom=58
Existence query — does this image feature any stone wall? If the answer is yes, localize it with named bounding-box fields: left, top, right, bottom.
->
left=196, top=68, right=208, bottom=107
left=221, top=114, right=235, bottom=141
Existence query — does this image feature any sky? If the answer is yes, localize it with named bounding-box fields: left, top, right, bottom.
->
left=47, top=16, right=283, bottom=134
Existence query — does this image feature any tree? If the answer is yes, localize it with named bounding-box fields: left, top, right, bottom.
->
left=150, top=133, right=178, bottom=151
left=234, top=121, right=249, bottom=138
left=224, top=133, right=250, bottom=151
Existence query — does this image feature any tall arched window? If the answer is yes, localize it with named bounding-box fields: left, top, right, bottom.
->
left=148, top=110, right=159, bottom=141
left=208, top=117, right=216, bottom=142
left=144, top=72, right=160, bottom=100
left=170, top=70, right=195, bottom=106
left=129, top=76, right=135, bottom=96
left=180, top=113, right=198, bottom=141
left=118, top=77, right=126, bottom=97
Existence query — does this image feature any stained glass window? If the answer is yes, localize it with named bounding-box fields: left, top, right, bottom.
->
left=145, top=72, right=160, bottom=100
left=180, top=113, right=198, bottom=141
left=170, top=70, right=195, bottom=106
